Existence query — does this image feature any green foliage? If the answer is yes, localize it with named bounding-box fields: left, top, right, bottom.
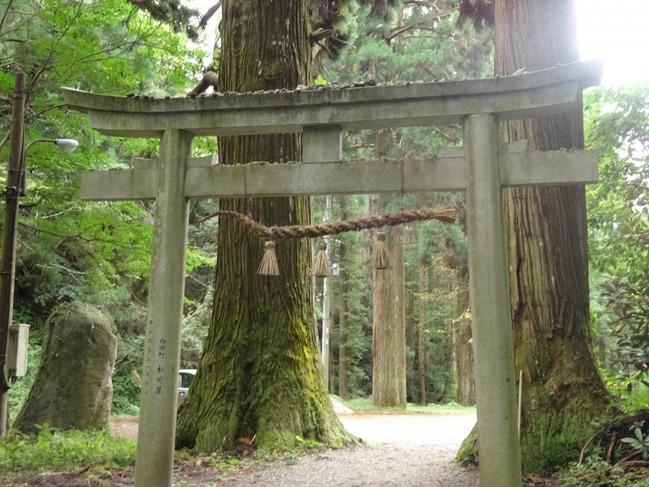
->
left=293, top=434, right=324, bottom=452
left=1, top=0, right=207, bottom=97
left=111, top=377, right=141, bottom=417
left=0, top=0, right=210, bottom=332
left=585, top=85, right=649, bottom=387
left=126, top=0, right=202, bottom=41
left=413, top=239, right=465, bottom=404
left=559, top=456, right=633, bottom=487
left=0, top=425, right=135, bottom=474
left=111, top=334, right=145, bottom=416
left=554, top=413, right=649, bottom=485
left=621, top=424, right=649, bottom=459
left=313, top=74, right=328, bottom=86
left=253, top=435, right=326, bottom=462
left=205, top=453, right=243, bottom=470
left=323, top=2, right=492, bottom=85
left=181, top=284, right=213, bottom=368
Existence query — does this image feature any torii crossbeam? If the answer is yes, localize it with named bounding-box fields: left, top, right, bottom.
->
left=62, top=59, right=602, bottom=487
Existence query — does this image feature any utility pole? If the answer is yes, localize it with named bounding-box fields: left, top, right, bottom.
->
left=0, top=73, right=26, bottom=436
left=0, top=74, right=76, bottom=436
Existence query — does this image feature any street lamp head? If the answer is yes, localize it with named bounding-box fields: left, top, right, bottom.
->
left=54, top=139, right=79, bottom=153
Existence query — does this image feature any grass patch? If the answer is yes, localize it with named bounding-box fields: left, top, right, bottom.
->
left=253, top=435, right=327, bottom=467
left=339, top=396, right=475, bottom=415
left=0, top=425, right=136, bottom=476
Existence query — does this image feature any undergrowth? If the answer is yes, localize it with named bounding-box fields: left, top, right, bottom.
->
left=557, top=455, right=649, bottom=486
left=0, top=425, right=136, bottom=475
left=543, top=411, right=649, bottom=486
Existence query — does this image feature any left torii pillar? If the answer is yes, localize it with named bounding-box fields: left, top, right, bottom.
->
left=135, top=129, right=193, bottom=487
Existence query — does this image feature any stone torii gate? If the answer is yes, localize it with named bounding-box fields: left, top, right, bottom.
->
left=62, top=60, right=602, bottom=487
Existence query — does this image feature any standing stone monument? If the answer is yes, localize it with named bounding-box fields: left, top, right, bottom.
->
left=13, top=302, right=117, bottom=433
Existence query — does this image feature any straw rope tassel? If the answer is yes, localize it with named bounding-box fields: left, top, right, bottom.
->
left=371, top=232, right=393, bottom=269
left=312, top=241, right=331, bottom=277
left=258, top=240, right=280, bottom=275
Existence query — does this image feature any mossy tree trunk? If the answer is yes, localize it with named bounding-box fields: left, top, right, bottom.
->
left=495, top=0, right=610, bottom=471
left=175, top=0, right=350, bottom=451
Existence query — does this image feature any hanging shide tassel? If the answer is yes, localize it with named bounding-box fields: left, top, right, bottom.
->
left=257, top=240, right=280, bottom=275
left=312, top=241, right=331, bottom=277
left=371, top=232, right=393, bottom=269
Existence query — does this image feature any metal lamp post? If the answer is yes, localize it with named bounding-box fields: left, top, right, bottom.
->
left=0, top=73, right=79, bottom=436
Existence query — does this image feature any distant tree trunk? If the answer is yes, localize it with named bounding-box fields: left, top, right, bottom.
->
left=417, top=261, right=428, bottom=405
left=175, top=0, right=350, bottom=451
left=495, top=0, right=610, bottom=471
left=455, top=269, right=475, bottom=406
left=394, top=226, right=407, bottom=404
left=338, top=197, right=349, bottom=399
left=406, top=278, right=417, bottom=402
left=372, top=228, right=406, bottom=408
left=443, top=236, right=474, bottom=406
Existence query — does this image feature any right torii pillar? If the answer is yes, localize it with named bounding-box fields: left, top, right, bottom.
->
left=465, top=113, right=521, bottom=485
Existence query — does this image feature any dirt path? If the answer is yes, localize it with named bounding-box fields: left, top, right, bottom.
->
left=224, top=413, right=479, bottom=486
left=113, top=413, right=479, bottom=486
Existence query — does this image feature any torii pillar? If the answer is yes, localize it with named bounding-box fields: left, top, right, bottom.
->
left=136, top=130, right=193, bottom=486
left=465, top=114, right=520, bottom=485
left=62, top=60, right=603, bottom=487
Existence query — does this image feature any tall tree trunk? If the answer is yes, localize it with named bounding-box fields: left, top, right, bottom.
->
left=372, top=227, right=406, bottom=408
left=175, top=0, right=350, bottom=451
left=393, top=226, right=407, bottom=404
left=406, top=278, right=417, bottom=402
left=455, top=268, right=475, bottom=406
left=417, top=261, right=428, bottom=405
left=338, top=197, right=349, bottom=399
left=495, top=0, right=610, bottom=471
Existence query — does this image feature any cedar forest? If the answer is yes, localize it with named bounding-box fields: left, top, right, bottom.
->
left=0, top=0, right=648, bottom=484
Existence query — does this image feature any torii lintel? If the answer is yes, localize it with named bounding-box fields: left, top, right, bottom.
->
left=61, top=60, right=602, bottom=138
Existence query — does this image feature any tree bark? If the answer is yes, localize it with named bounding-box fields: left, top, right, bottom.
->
left=495, top=0, right=610, bottom=471
left=394, top=226, right=407, bottom=405
left=406, top=277, right=416, bottom=402
left=175, top=0, right=350, bottom=451
left=338, top=197, right=349, bottom=399
left=455, top=268, right=475, bottom=406
left=417, top=261, right=428, bottom=405
left=372, top=227, right=406, bottom=408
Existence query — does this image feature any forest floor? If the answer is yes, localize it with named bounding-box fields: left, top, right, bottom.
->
left=113, top=411, right=480, bottom=486
left=5, top=409, right=483, bottom=486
